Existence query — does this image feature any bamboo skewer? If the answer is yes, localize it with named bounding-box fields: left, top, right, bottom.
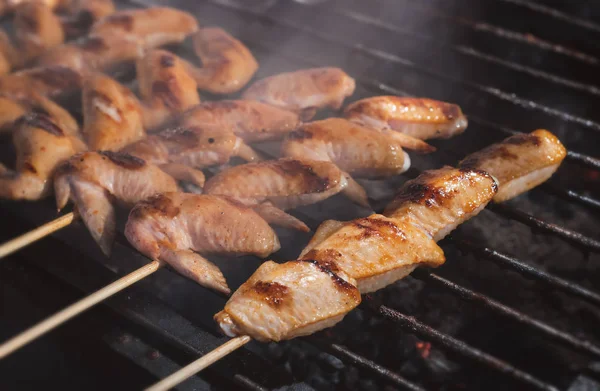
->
left=0, top=260, right=163, bottom=359
left=145, top=336, right=251, bottom=391
left=0, top=212, right=75, bottom=260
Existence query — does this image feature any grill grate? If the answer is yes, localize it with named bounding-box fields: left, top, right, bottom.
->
left=1, top=0, right=600, bottom=389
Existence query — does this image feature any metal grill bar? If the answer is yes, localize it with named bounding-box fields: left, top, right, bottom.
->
left=451, top=239, right=600, bottom=307
left=310, top=338, right=426, bottom=391
left=367, top=301, right=560, bottom=391
left=540, top=183, right=600, bottom=212
left=412, top=269, right=600, bottom=359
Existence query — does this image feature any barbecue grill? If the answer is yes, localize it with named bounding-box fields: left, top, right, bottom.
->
left=1, top=0, right=600, bottom=390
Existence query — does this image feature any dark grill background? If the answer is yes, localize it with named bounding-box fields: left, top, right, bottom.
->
left=1, top=0, right=600, bottom=390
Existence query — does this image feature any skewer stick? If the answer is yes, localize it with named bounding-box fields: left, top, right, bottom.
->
left=0, top=212, right=75, bottom=260
left=145, top=335, right=252, bottom=391
left=0, top=260, right=163, bottom=359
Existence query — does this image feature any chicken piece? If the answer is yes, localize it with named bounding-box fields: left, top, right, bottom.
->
left=136, top=50, right=200, bottom=130
left=459, top=129, right=567, bottom=203
left=13, top=2, right=65, bottom=65
left=91, top=7, right=198, bottom=49
left=0, top=112, right=85, bottom=200
left=179, top=100, right=301, bottom=143
left=82, top=72, right=145, bottom=151
left=125, top=193, right=281, bottom=294
left=215, top=259, right=361, bottom=342
left=0, top=93, right=77, bottom=135
left=61, top=0, right=116, bottom=38
left=185, top=27, right=258, bottom=94
left=242, top=67, right=355, bottom=119
left=384, top=167, right=498, bottom=241
left=0, top=0, right=66, bottom=16
left=0, top=65, right=81, bottom=99
left=282, top=118, right=412, bottom=177
left=0, top=96, right=28, bottom=132
left=299, top=214, right=445, bottom=293
left=0, top=31, right=14, bottom=74
left=37, top=32, right=143, bottom=74
left=122, top=124, right=260, bottom=180
left=203, top=158, right=352, bottom=231
left=344, top=96, right=468, bottom=140
left=54, top=151, right=179, bottom=255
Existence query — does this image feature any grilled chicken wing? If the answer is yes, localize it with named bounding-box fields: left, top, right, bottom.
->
left=178, top=100, right=301, bottom=143
left=459, top=129, right=567, bottom=203
left=344, top=96, right=468, bottom=141
left=91, top=7, right=198, bottom=49
left=300, top=215, right=445, bottom=293
left=186, top=27, right=258, bottom=94
left=122, top=124, right=259, bottom=184
left=203, top=158, right=352, bottom=232
left=215, top=259, right=361, bottom=341
left=384, top=167, right=497, bottom=241
left=0, top=112, right=85, bottom=200
left=54, top=151, right=179, bottom=255
left=0, top=65, right=81, bottom=99
left=136, top=50, right=200, bottom=130
left=61, top=0, right=116, bottom=38
left=242, top=67, right=355, bottom=119
left=12, top=2, right=64, bottom=65
left=82, top=72, right=145, bottom=151
left=125, top=193, right=281, bottom=294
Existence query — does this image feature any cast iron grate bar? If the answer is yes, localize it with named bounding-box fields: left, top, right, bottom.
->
left=412, top=268, right=600, bottom=359
left=450, top=238, right=600, bottom=308
left=204, top=0, right=600, bottom=135
left=367, top=300, right=560, bottom=391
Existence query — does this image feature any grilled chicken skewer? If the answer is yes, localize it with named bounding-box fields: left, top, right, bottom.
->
left=203, top=158, right=356, bottom=232
left=344, top=96, right=468, bottom=141
left=125, top=193, right=281, bottom=294
left=53, top=151, right=179, bottom=256
left=243, top=67, right=356, bottom=120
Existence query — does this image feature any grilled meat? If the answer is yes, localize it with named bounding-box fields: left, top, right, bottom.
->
left=137, top=49, right=200, bottom=130
left=185, top=27, right=258, bottom=94
left=122, top=124, right=260, bottom=182
left=0, top=65, right=81, bottom=99
left=13, top=2, right=64, bottom=66
left=125, top=193, right=281, bottom=294
left=90, top=7, right=198, bottom=48
left=344, top=96, right=468, bottom=140
left=300, top=214, right=445, bottom=293
left=61, top=0, right=116, bottom=38
left=215, top=259, right=361, bottom=342
left=384, top=167, right=498, bottom=241
left=0, top=0, right=66, bottom=16
left=178, top=100, right=301, bottom=143
left=203, top=158, right=352, bottom=232
left=0, top=93, right=78, bottom=135
left=0, top=112, right=85, bottom=200
left=459, top=129, right=567, bottom=203
left=54, top=151, right=179, bottom=255
left=82, top=72, right=145, bottom=151
left=242, top=67, right=355, bottom=119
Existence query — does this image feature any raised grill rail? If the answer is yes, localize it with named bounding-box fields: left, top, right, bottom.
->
left=1, top=0, right=599, bottom=389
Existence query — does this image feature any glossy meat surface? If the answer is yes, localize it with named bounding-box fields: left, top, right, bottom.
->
left=300, top=214, right=445, bottom=293
left=0, top=65, right=81, bottom=99
left=282, top=118, right=410, bottom=177
left=215, top=260, right=361, bottom=341
left=54, top=151, right=179, bottom=255
left=384, top=167, right=497, bottom=241
left=242, top=67, right=355, bottom=118
left=179, top=100, right=301, bottom=142
left=82, top=72, right=144, bottom=151
left=0, top=112, right=85, bottom=200
left=459, top=129, right=567, bottom=202
left=189, top=27, right=258, bottom=94
left=126, top=193, right=280, bottom=293
left=344, top=96, right=468, bottom=140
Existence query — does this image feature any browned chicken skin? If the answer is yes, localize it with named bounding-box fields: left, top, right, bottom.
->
left=0, top=65, right=81, bottom=99
left=54, top=151, right=179, bottom=255
left=125, top=193, right=281, bottom=294
left=242, top=67, right=356, bottom=119
left=0, top=111, right=85, bottom=200
left=136, top=49, right=200, bottom=130
left=459, top=129, right=567, bottom=202
left=82, top=72, right=145, bottom=151
left=203, top=158, right=354, bottom=232
left=0, top=0, right=67, bottom=16
left=178, top=100, right=301, bottom=143
left=186, top=27, right=258, bottom=94
left=344, top=96, right=468, bottom=141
